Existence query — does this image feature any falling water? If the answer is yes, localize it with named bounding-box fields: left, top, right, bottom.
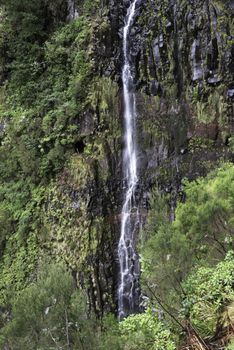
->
left=67, top=0, right=78, bottom=21
left=118, top=0, right=140, bottom=320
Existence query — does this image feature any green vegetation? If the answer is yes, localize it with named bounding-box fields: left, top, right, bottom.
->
left=0, top=262, right=176, bottom=349
left=118, top=310, right=175, bottom=350
left=0, top=10, right=92, bottom=305
left=0, top=0, right=233, bottom=349
left=182, top=252, right=234, bottom=337
left=0, top=0, right=113, bottom=301
left=1, top=164, right=234, bottom=349
left=0, top=262, right=98, bottom=350
left=141, top=164, right=234, bottom=347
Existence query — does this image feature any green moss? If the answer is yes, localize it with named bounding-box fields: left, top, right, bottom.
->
left=39, top=176, right=101, bottom=272
left=188, top=137, right=215, bottom=153
left=0, top=233, right=39, bottom=305
left=194, top=90, right=227, bottom=125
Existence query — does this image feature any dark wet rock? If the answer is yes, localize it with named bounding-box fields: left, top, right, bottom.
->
left=49, top=0, right=234, bottom=315
left=228, top=89, right=234, bottom=98
left=191, top=39, right=203, bottom=81
left=207, top=74, right=222, bottom=85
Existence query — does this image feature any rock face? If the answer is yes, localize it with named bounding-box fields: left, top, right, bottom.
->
left=42, top=0, right=234, bottom=315
left=129, top=0, right=234, bottom=191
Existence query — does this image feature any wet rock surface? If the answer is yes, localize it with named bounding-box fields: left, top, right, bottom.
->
left=51, top=0, right=234, bottom=315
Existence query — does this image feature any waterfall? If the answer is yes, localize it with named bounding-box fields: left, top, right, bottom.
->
left=118, top=0, right=140, bottom=320
left=67, top=0, right=78, bottom=21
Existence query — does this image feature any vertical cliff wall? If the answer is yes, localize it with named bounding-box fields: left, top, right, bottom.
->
left=43, top=0, right=234, bottom=314
left=0, top=0, right=233, bottom=316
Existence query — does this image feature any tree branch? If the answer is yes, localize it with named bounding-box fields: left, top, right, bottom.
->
left=145, top=282, right=186, bottom=331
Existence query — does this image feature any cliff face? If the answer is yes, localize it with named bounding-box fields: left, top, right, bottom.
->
left=70, top=0, right=234, bottom=314
left=0, top=0, right=233, bottom=316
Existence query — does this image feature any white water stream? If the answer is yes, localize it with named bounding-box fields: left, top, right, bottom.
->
left=118, top=0, right=139, bottom=319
